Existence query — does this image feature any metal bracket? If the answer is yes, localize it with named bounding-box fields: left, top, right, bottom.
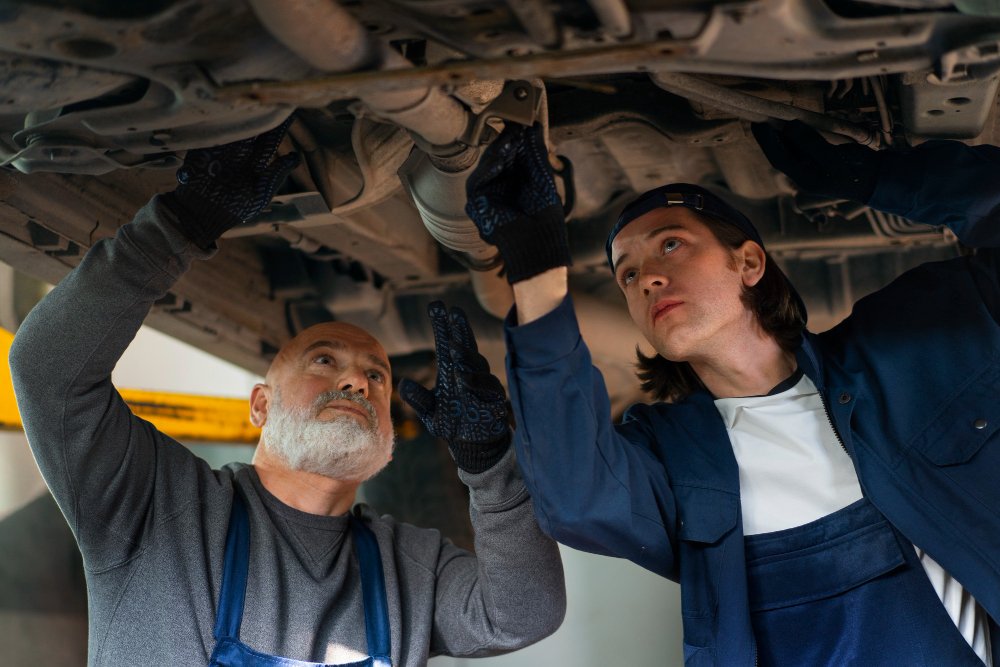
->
left=461, top=80, right=541, bottom=146
left=934, top=35, right=1000, bottom=83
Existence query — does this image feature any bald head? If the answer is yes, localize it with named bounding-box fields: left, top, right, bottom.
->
left=267, top=322, right=390, bottom=384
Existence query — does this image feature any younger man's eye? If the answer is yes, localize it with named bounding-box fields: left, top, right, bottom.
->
left=663, top=239, right=682, bottom=253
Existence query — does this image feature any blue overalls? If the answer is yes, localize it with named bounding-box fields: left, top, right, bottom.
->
left=208, top=492, right=392, bottom=667
left=745, top=498, right=985, bottom=666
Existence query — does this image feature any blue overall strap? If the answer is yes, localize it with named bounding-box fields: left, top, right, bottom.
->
left=349, top=514, right=391, bottom=666
left=214, top=490, right=250, bottom=642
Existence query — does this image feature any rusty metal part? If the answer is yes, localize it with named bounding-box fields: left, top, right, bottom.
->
left=868, top=75, right=893, bottom=145
left=249, top=0, right=470, bottom=146
left=651, top=72, right=880, bottom=146
left=897, top=68, right=1000, bottom=138
left=361, top=48, right=470, bottom=145
left=245, top=0, right=378, bottom=72
left=212, top=32, right=918, bottom=110
left=460, top=79, right=542, bottom=146
left=215, top=0, right=1000, bottom=109
left=451, top=79, right=507, bottom=114
left=587, top=0, right=632, bottom=39
left=505, top=0, right=560, bottom=48
left=0, top=57, right=133, bottom=113
left=215, top=41, right=697, bottom=107
left=398, top=149, right=493, bottom=264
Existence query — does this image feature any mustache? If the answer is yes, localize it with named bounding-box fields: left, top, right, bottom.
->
left=312, top=390, right=377, bottom=427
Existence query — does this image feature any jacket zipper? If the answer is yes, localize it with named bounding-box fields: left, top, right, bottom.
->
left=820, top=390, right=850, bottom=457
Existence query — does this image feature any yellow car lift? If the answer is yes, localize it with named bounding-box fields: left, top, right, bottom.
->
left=0, top=327, right=260, bottom=444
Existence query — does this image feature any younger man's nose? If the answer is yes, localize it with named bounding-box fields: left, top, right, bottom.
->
left=641, top=273, right=667, bottom=296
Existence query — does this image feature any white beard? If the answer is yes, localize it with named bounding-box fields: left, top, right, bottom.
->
left=261, top=390, right=394, bottom=482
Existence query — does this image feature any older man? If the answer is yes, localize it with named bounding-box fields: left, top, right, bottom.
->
left=9, top=119, right=564, bottom=666
left=464, top=120, right=999, bottom=666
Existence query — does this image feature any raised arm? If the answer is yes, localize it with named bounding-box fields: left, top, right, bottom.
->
left=870, top=140, right=1000, bottom=248
left=10, top=195, right=213, bottom=568
left=754, top=120, right=1000, bottom=322
left=9, top=120, right=298, bottom=569
left=398, top=302, right=566, bottom=654
left=464, top=124, right=572, bottom=324
left=463, top=124, right=678, bottom=577
left=504, top=295, right=676, bottom=577
left=752, top=119, right=1000, bottom=247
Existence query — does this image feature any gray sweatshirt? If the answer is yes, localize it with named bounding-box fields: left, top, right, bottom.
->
left=9, top=196, right=566, bottom=666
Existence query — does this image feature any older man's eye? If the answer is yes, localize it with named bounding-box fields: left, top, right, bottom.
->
left=367, top=370, right=386, bottom=384
left=313, top=354, right=332, bottom=365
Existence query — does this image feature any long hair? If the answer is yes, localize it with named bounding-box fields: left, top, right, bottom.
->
left=635, top=215, right=806, bottom=402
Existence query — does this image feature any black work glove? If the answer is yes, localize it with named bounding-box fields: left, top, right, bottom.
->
left=465, top=123, right=571, bottom=283
left=163, top=116, right=301, bottom=249
left=751, top=120, right=885, bottom=204
left=398, top=301, right=511, bottom=474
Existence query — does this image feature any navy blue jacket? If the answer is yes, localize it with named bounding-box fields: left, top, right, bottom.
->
left=504, top=141, right=1000, bottom=666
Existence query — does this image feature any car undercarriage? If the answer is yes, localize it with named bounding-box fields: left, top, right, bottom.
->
left=2, top=0, right=999, bottom=415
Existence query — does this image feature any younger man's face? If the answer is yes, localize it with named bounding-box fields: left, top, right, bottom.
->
left=610, top=207, right=760, bottom=363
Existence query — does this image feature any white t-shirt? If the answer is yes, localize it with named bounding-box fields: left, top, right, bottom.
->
left=714, top=373, right=992, bottom=665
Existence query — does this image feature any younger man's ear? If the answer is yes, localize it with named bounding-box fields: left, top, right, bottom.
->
left=739, top=241, right=766, bottom=288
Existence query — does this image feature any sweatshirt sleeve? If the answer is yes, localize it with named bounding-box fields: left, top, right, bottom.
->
left=9, top=195, right=216, bottom=570
left=502, top=295, right=676, bottom=578
left=428, top=446, right=566, bottom=656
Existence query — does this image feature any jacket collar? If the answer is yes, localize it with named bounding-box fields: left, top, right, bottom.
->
left=795, top=332, right=825, bottom=390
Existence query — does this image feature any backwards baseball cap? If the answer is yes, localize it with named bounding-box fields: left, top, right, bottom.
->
left=605, top=183, right=764, bottom=271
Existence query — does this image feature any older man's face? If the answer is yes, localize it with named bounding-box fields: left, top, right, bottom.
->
left=255, top=322, right=395, bottom=481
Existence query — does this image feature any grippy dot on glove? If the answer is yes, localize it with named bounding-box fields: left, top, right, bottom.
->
left=397, top=301, right=512, bottom=473
left=167, top=116, right=301, bottom=249
left=463, top=123, right=572, bottom=283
